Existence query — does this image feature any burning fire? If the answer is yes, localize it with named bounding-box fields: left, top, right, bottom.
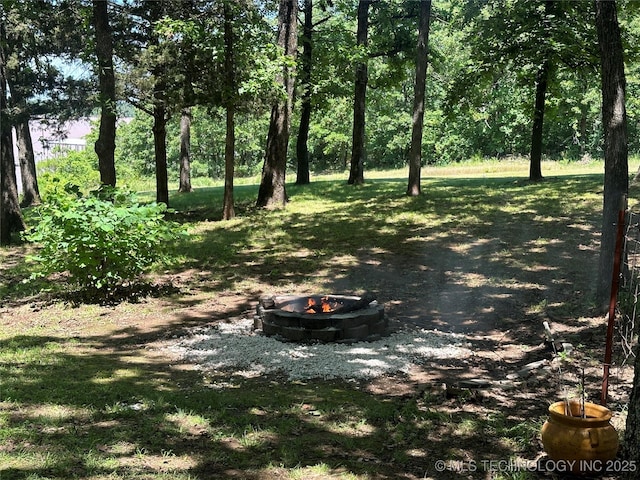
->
left=305, top=296, right=339, bottom=314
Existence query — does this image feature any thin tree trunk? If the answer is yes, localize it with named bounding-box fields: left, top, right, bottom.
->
left=153, top=103, right=169, bottom=206
left=256, top=0, right=298, bottom=208
left=594, top=0, right=628, bottom=310
left=579, top=102, right=588, bottom=157
left=406, top=0, right=431, bottom=196
left=529, top=59, right=549, bottom=182
left=92, top=0, right=117, bottom=187
left=348, top=0, right=372, bottom=186
left=296, top=0, right=312, bottom=186
left=178, top=107, right=192, bottom=193
left=16, top=118, right=41, bottom=206
left=223, top=105, right=235, bottom=220
left=222, top=0, right=235, bottom=220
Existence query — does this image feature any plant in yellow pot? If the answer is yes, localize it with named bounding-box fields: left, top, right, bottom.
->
left=539, top=322, right=619, bottom=475
left=541, top=400, right=619, bottom=475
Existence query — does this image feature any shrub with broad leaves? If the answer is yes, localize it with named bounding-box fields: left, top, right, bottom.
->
left=24, top=185, right=187, bottom=300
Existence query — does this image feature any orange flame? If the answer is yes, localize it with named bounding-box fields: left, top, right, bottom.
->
left=305, top=296, right=336, bottom=314
left=321, top=297, right=332, bottom=312
left=305, top=298, right=317, bottom=313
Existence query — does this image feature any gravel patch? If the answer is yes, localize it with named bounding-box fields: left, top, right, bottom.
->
left=167, top=319, right=472, bottom=381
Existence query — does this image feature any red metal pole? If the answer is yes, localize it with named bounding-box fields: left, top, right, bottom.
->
left=601, top=194, right=627, bottom=406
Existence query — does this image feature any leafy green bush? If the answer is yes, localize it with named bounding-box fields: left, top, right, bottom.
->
left=37, top=150, right=101, bottom=200
left=24, top=185, right=187, bottom=300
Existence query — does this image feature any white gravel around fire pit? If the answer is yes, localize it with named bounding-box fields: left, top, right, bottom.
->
left=167, top=319, right=472, bottom=381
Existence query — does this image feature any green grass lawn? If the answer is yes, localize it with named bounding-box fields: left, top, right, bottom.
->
left=1, top=158, right=636, bottom=479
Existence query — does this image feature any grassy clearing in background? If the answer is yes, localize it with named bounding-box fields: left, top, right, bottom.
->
left=129, top=156, right=630, bottom=194
left=157, top=160, right=610, bottom=300
left=1, top=158, right=636, bottom=479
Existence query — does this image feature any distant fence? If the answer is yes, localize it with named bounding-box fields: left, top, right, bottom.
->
left=38, top=139, right=87, bottom=161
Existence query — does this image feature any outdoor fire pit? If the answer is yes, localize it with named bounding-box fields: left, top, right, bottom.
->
left=254, top=293, right=386, bottom=343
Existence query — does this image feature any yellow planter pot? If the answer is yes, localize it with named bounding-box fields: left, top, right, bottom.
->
left=541, top=400, right=619, bottom=475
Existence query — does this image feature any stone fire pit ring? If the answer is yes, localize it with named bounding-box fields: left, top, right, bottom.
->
left=254, top=294, right=387, bottom=343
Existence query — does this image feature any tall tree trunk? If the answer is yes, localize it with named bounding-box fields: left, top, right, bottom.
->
left=223, top=105, right=235, bottom=220
left=348, top=0, right=372, bottom=186
left=296, top=0, right=313, bottom=186
left=600, top=3, right=637, bottom=470
left=256, top=0, right=298, bottom=208
left=92, top=0, right=117, bottom=187
left=0, top=21, right=25, bottom=245
left=0, top=127, right=26, bottom=245
left=406, top=0, right=431, bottom=196
left=222, top=0, right=235, bottom=220
left=1, top=126, right=26, bottom=245
left=16, top=118, right=41, bottom=206
left=153, top=103, right=169, bottom=206
left=594, top=0, right=628, bottom=310
left=178, top=107, right=192, bottom=193
left=529, top=59, right=549, bottom=182
left=7, top=81, right=41, bottom=207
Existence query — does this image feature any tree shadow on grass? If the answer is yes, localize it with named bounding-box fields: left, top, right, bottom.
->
left=2, top=172, right=627, bottom=479
left=172, top=174, right=605, bottom=340
left=0, top=326, right=550, bottom=480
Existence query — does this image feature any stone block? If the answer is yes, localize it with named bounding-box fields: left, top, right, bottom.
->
left=342, top=323, right=370, bottom=341
left=279, top=326, right=310, bottom=342
left=369, top=319, right=388, bottom=335
left=310, top=328, right=340, bottom=342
